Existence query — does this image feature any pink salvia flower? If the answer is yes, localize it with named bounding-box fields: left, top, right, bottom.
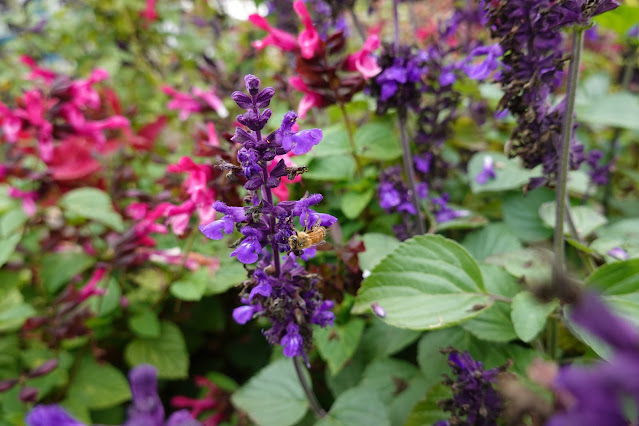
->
left=69, top=68, right=109, bottom=109
left=167, top=157, right=217, bottom=232
left=78, top=268, right=107, bottom=302
left=8, top=187, right=37, bottom=217
left=345, top=33, right=382, bottom=79
left=0, top=103, right=22, bottom=142
left=207, top=122, right=220, bottom=147
left=20, top=55, right=56, bottom=84
left=248, top=14, right=298, bottom=52
left=140, top=0, right=158, bottom=21
left=288, top=76, right=324, bottom=118
left=293, top=1, right=321, bottom=59
left=192, top=87, right=229, bottom=118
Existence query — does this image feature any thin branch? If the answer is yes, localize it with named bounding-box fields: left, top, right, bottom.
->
left=293, top=357, right=326, bottom=418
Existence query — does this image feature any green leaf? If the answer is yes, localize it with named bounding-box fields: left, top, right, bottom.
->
left=316, top=386, right=390, bottom=426
left=353, top=235, right=492, bottom=330
left=40, top=252, right=95, bottom=293
left=359, top=317, right=421, bottom=361
left=89, top=277, right=121, bottom=317
left=354, top=122, right=401, bottom=160
left=594, top=5, right=639, bottom=36
left=304, top=156, right=355, bottom=181
left=564, top=260, right=639, bottom=358
left=340, top=189, right=374, bottom=220
left=60, top=188, right=124, bottom=231
left=596, top=218, right=639, bottom=240
left=486, top=248, right=553, bottom=286
left=539, top=203, right=607, bottom=237
left=577, top=91, right=639, bottom=130
left=0, top=208, right=28, bottom=238
left=467, top=152, right=539, bottom=193
left=231, top=358, right=309, bottom=426
left=308, top=125, right=351, bottom=157
left=208, top=260, right=246, bottom=295
left=128, top=308, right=161, bottom=338
left=125, top=321, right=189, bottom=379
left=0, top=233, right=21, bottom=269
left=462, top=223, right=522, bottom=261
left=315, top=318, right=365, bottom=375
left=404, top=384, right=451, bottom=426
left=0, top=289, right=35, bottom=333
left=502, top=188, right=555, bottom=242
left=67, top=356, right=131, bottom=410
left=462, top=301, right=517, bottom=343
left=358, top=233, right=400, bottom=273
left=511, top=292, right=558, bottom=342
left=170, top=268, right=209, bottom=301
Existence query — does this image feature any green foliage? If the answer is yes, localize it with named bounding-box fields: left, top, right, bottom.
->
left=353, top=235, right=492, bottom=330
left=124, top=321, right=189, bottom=379
left=231, top=359, right=310, bottom=426
left=60, top=188, right=125, bottom=232
left=315, top=318, right=366, bottom=375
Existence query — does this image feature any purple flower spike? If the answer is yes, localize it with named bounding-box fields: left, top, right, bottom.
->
left=26, top=405, right=86, bottom=426
left=126, top=364, right=164, bottom=426
left=607, top=247, right=629, bottom=261
left=475, top=155, right=496, bottom=184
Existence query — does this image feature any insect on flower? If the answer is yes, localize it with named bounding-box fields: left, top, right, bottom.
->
left=288, top=218, right=332, bottom=255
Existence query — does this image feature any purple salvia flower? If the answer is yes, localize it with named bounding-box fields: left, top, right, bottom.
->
left=475, top=155, right=496, bottom=184
left=25, top=405, right=86, bottom=426
left=607, top=247, right=629, bottom=261
left=126, top=364, right=165, bottom=426
left=464, top=44, right=502, bottom=80
left=199, top=75, right=335, bottom=359
left=432, top=194, right=470, bottom=223
left=438, top=349, right=507, bottom=426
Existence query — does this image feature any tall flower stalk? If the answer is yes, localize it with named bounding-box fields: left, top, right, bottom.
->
left=553, top=28, right=584, bottom=274
left=199, top=75, right=335, bottom=418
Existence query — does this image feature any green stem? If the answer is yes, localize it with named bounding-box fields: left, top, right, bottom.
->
left=293, top=357, right=326, bottom=418
left=338, top=101, right=363, bottom=176
left=553, top=28, right=584, bottom=276
left=398, top=111, right=426, bottom=235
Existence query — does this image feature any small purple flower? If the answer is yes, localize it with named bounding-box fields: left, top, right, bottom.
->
left=378, top=182, right=401, bottom=210
left=371, top=302, right=386, bottom=318
left=126, top=364, right=165, bottom=426
left=629, top=25, right=639, bottom=38
left=432, top=194, right=469, bottom=223
left=607, top=247, right=629, bottom=261
left=26, top=405, right=85, bottom=426
left=230, top=227, right=263, bottom=264
left=166, top=410, right=202, bottom=426
left=475, top=155, right=496, bottom=184
left=281, top=323, right=304, bottom=357
left=232, top=305, right=256, bottom=325
left=414, top=152, right=432, bottom=174
left=463, top=44, right=502, bottom=80
left=311, top=300, right=335, bottom=326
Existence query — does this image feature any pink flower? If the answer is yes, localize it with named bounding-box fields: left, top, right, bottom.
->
left=78, top=268, right=107, bottom=302
left=248, top=14, right=298, bottom=52
left=345, top=33, right=382, bottom=79
left=269, top=154, right=302, bottom=201
left=8, top=187, right=37, bottom=217
left=163, top=85, right=228, bottom=120
left=20, top=56, right=56, bottom=84
left=48, top=137, right=102, bottom=181
left=288, top=76, right=324, bottom=118
left=293, top=1, right=321, bottom=59
left=140, top=0, right=158, bottom=22
left=0, top=103, right=23, bottom=143
left=167, top=157, right=217, bottom=233
left=68, top=68, right=109, bottom=109
left=206, top=122, right=219, bottom=147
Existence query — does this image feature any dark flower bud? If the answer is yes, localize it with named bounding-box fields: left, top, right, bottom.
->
left=28, top=359, right=59, bottom=378
left=231, top=91, right=254, bottom=110
left=0, top=378, right=19, bottom=393
left=256, top=87, right=275, bottom=108
left=231, top=127, right=256, bottom=145
left=244, top=74, right=261, bottom=96
left=245, top=174, right=264, bottom=190
left=266, top=177, right=280, bottom=188
left=257, top=109, right=272, bottom=129
left=19, top=386, right=39, bottom=403
left=269, top=159, right=287, bottom=179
